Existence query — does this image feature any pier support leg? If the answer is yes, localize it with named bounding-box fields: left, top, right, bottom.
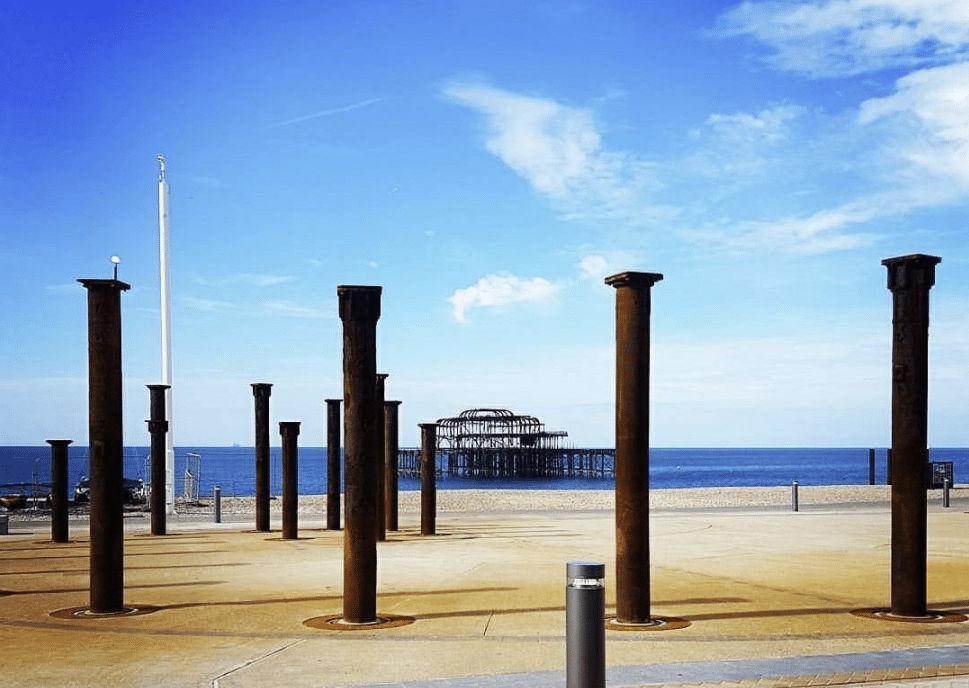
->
left=47, top=439, right=72, bottom=543
left=420, top=423, right=437, bottom=536
left=869, top=448, right=876, bottom=486
left=883, top=253, right=940, bottom=618
left=339, top=285, right=382, bottom=624
left=326, top=398, right=342, bottom=530
left=606, top=270, right=663, bottom=625
left=384, top=400, right=401, bottom=532
left=146, top=384, right=170, bottom=536
left=79, top=277, right=130, bottom=614
left=280, top=421, right=301, bottom=540
left=251, top=383, right=273, bottom=533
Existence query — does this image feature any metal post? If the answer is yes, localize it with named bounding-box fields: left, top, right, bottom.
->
left=251, top=383, right=273, bottom=532
left=146, top=384, right=170, bottom=535
left=214, top=486, right=222, bottom=523
left=883, top=253, right=940, bottom=618
left=566, top=561, right=605, bottom=688
left=887, top=447, right=893, bottom=485
left=420, top=423, right=437, bottom=536
left=339, top=285, right=381, bottom=624
left=79, top=277, right=130, bottom=614
left=606, top=270, right=662, bottom=624
left=47, top=439, right=72, bottom=543
left=384, top=400, right=401, bottom=532
left=942, top=478, right=950, bottom=508
left=325, top=398, right=342, bottom=530
left=869, top=448, right=876, bottom=486
left=791, top=480, right=799, bottom=512
left=280, top=421, right=301, bottom=540
left=374, top=373, right=388, bottom=542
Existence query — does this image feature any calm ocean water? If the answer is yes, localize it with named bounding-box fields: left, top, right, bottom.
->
left=0, top=446, right=965, bottom=498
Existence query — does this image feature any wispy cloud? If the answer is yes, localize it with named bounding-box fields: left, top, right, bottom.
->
left=442, top=81, right=674, bottom=225
left=273, top=97, right=385, bottom=128
left=714, top=0, right=969, bottom=77
left=183, top=296, right=332, bottom=319
left=448, top=272, right=562, bottom=323
left=261, top=300, right=329, bottom=319
left=192, top=273, right=293, bottom=287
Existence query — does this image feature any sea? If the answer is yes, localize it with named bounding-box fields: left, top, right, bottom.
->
left=0, top=446, right=965, bottom=498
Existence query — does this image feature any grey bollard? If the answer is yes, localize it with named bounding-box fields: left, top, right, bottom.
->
left=791, top=480, right=799, bottom=512
left=566, top=561, right=605, bottom=688
left=0, top=514, right=7, bottom=536
left=943, top=478, right=950, bottom=508
left=214, top=486, right=222, bottom=523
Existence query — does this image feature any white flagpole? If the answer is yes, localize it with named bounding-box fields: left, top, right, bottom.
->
left=157, top=154, right=175, bottom=514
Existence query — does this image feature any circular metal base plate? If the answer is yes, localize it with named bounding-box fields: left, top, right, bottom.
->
left=303, top=614, right=415, bottom=631
left=851, top=608, right=968, bottom=624
left=606, top=615, right=691, bottom=631
left=50, top=605, right=160, bottom=619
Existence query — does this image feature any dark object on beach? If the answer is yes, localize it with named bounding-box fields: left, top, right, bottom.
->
left=338, top=284, right=381, bottom=624
left=384, top=400, right=401, bottom=532
left=375, top=373, right=388, bottom=542
left=606, top=270, right=663, bottom=626
left=251, top=383, right=273, bottom=533
left=146, top=384, right=170, bottom=535
left=325, top=398, right=342, bottom=530
left=47, top=439, right=72, bottom=542
left=420, top=423, right=437, bottom=536
left=883, top=253, right=940, bottom=619
left=0, top=494, right=27, bottom=510
left=73, top=476, right=146, bottom=505
left=79, top=276, right=129, bottom=614
left=280, top=421, right=300, bottom=540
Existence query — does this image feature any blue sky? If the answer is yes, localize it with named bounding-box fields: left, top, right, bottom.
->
left=2, top=0, right=968, bottom=448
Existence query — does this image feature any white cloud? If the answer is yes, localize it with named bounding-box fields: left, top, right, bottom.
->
left=448, top=272, right=562, bottom=323
left=261, top=300, right=329, bottom=319
left=442, top=82, right=673, bottom=225
left=193, top=273, right=293, bottom=287
left=696, top=104, right=803, bottom=145
left=578, top=255, right=609, bottom=281
left=716, top=0, right=969, bottom=77
left=183, top=296, right=331, bottom=319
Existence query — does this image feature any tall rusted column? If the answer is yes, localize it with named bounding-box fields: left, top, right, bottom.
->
left=339, top=285, right=381, bottom=624
left=374, top=373, right=388, bottom=542
left=883, top=254, right=940, bottom=618
left=146, top=384, right=170, bottom=535
left=325, top=398, right=342, bottom=530
left=384, top=400, right=401, bottom=531
left=280, top=421, right=301, bottom=540
left=420, top=423, right=437, bottom=536
left=251, top=383, right=273, bottom=532
left=606, top=270, right=663, bottom=625
left=79, top=277, right=130, bottom=614
left=46, top=439, right=72, bottom=543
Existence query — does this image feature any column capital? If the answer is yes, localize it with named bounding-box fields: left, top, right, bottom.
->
left=882, top=254, right=941, bottom=292
left=419, top=422, right=438, bottom=430
left=251, top=382, right=273, bottom=398
left=384, top=400, right=402, bottom=408
left=376, top=372, right=389, bottom=382
left=45, top=439, right=73, bottom=447
left=604, top=271, right=663, bottom=290
left=78, top=278, right=131, bottom=292
left=325, top=397, right=342, bottom=405
left=279, top=421, right=301, bottom=438
left=337, top=285, right=382, bottom=321
left=146, top=384, right=171, bottom=392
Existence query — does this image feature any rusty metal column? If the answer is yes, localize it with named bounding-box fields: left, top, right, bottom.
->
left=420, top=423, right=437, bottom=536
left=47, top=439, right=72, bottom=543
left=384, top=400, right=401, bottom=532
left=251, top=383, right=273, bottom=532
left=606, top=270, right=663, bottom=625
left=339, top=285, right=381, bottom=624
left=374, top=373, right=388, bottom=542
left=146, top=384, right=170, bottom=535
left=883, top=253, right=940, bottom=618
left=325, top=398, right=342, bottom=530
left=280, top=421, right=301, bottom=540
left=79, top=277, right=130, bottom=614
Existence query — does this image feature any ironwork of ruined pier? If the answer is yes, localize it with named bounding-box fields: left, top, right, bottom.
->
left=398, top=408, right=615, bottom=479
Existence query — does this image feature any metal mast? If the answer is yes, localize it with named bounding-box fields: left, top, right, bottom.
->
left=157, top=154, right=175, bottom=514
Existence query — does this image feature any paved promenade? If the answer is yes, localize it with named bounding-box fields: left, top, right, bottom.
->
left=0, top=489, right=966, bottom=688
